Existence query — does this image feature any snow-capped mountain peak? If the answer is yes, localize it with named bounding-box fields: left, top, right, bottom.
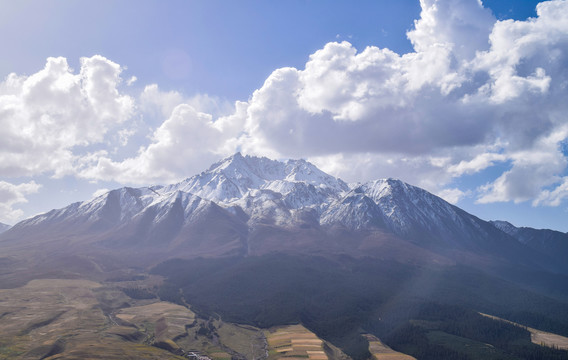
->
left=167, top=153, right=348, bottom=208
left=360, top=179, right=476, bottom=238
left=322, top=177, right=502, bottom=247
left=79, top=187, right=160, bottom=222
left=283, top=158, right=348, bottom=190
left=321, top=190, right=386, bottom=230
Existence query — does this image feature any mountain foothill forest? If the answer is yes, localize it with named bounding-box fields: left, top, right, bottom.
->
left=1, top=154, right=568, bottom=359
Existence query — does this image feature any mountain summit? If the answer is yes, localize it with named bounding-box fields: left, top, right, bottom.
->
left=167, top=152, right=349, bottom=203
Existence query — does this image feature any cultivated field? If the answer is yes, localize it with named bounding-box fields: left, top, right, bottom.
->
left=265, top=324, right=348, bottom=360
left=363, top=334, right=416, bottom=360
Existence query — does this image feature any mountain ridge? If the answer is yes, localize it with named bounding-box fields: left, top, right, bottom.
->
left=491, top=220, right=568, bottom=273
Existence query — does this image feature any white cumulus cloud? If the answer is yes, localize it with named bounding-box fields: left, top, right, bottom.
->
left=236, top=0, right=568, bottom=204
left=533, top=177, right=568, bottom=206
left=78, top=101, right=246, bottom=184
left=0, top=181, right=41, bottom=223
left=437, top=187, right=470, bottom=204
left=0, top=55, right=134, bottom=178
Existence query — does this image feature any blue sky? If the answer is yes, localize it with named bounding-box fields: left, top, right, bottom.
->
left=1, top=0, right=568, bottom=232
left=1, top=1, right=422, bottom=99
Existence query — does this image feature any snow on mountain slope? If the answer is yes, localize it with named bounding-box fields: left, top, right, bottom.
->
left=108, top=190, right=247, bottom=254
left=15, top=187, right=163, bottom=231
left=144, top=190, right=208, bottom=226
left=361, top=179, right=481, bottom=240
left=323, top=178, right=515, bottom=252
left=2, top=182, right=248, bottom=260
left=233, top=189, right=292, bottom=226
left=165, top=153, right=266, bottom=202
left=491, top=219, right=568, bottom=249
left=491, top=220, right=522, bottom=240
left=81, top=187, right=162, bottom=223
left=11, top=185, right=222, bottom=236
left=320, top=189, right=386, bottom=230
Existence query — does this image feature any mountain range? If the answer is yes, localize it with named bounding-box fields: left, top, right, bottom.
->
left=1, top=152, right=566, bottom=274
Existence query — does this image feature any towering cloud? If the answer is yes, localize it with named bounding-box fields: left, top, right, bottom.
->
left=0, top=56, right=133, bottom=178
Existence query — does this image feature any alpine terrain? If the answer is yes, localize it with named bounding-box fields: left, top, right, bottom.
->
left=1, top=153, right=568, bottom=360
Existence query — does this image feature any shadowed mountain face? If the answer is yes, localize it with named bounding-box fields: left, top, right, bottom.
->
left=0, top=153, right=565, bottom=274
left=492, top=221, right=568, bottom=273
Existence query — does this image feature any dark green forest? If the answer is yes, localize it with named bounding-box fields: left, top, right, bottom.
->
left=152, top=254, right=568, bottom=359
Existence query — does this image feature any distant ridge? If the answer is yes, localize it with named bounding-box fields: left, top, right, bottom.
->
left=491, top=220, right=568, bottom=272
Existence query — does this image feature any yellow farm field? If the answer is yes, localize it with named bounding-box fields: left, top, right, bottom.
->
left=265, top=324, right=349, bottom=360
left=363, top=334, right=416, bottom=360
left=266, top=324, right=327, bottom=360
